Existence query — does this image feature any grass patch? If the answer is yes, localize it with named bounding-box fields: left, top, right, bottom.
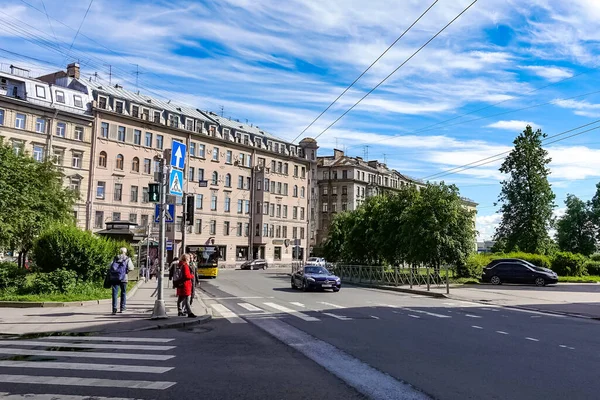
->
left=0, top=283, right=111, bottom=302
left=558, top=275, right=600, bottom=283
left=451, top=277, right=480, bottom=284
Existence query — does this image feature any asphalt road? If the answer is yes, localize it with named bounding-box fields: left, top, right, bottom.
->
left=198, top=269, right=600, bottom=400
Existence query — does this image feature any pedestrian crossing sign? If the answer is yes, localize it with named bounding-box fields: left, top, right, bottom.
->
left=169, top=169, right=184, bottom=197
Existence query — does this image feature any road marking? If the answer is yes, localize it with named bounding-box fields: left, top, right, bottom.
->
left=38, top=336, right=174, bottom=343
left=318, top=301, right=345, bottom=309
left=0, top=348, right=173, bottom=361
left=370, top=316, right=380, bottom=320
left=0, top=394, right=142, bottom=400
left=471, top=325, right=483, bottom=329
left=202, top=296, right=265, bottom=300
left=0, top=360, right=173, bottom=374
left=211, top=304, right=247, bottom=323
left=263, top=302, right=319, bottom=322
left=443, top=302, right=456, bottom=306
left=525, top=337, right=539, bottom=342
left=290, top=302, right=306, bottom=308
left=559, top=345, right=575, bottom=350
left=247, top=318, right=431, bottom=400
left=238, top=303, right=264, bottom=312
left=408, top=315, right=420, bottom=319
left=465, top=314, right=482, bottom=319
left=0, top=340, right=174, bottom=351
left=530, top=315, right=541, bottom=318
left=403, top=308, right=451, bottom=319
left=0, top=374, right=175, bottom=390
left=322, top=313, right=352, bottom=321
left=496, top=331, right=509, bottom=335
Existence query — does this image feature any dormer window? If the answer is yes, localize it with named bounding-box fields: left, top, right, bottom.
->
left=115, top=101, right=124, bottom=114
left=35, top=85, right=46, bottom=99
left=169, top=114, right=178, bottom=128
left=56, top=90, right=65, bottom=104
left=153, top=111, right=161, bottom=123
left=267, top=141, right=273, bottom=151
left=186, top=119, right=194, bottom=131
left=73, top=95, right=83, bottom=108
left=274, top=143, right=279, bottom=153
left=255, top=138, right=262, bottom=148
left=223, top=128, right=231, bottom=139
left=131, top=105, right=139, bottom=118
left=209, top=125, right=216, bottom=137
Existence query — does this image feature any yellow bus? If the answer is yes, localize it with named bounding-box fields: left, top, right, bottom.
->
left=187, top=245, right=219, bottom=279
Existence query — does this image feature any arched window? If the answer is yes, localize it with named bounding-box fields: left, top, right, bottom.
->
left=293, top=185, right=298, bottom=197
left=116, top=154, right=124, bottom=170
left=212, top=171, right=218, bottom=185
left=98, top=151, right=107, bottom=168
left=300, top=186, right=305, bottom=198
left=225, top=173, right=231, bottom=187
left=131, top=157, right=139, bottom=172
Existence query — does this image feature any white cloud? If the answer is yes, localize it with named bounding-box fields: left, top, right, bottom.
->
left=477, top=214, right=501, bottom=241
left=486, top=120, right=539, bottom=131
left=552, top=99, right=600, bottom=118
left=523, top=65, right=573, bottom=82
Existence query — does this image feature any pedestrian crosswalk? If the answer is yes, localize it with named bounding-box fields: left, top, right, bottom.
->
left=0, top=334, right=177, bottom=399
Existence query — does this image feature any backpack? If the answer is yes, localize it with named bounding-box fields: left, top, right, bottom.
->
left=109, top=257, right=128, bottom=283
left=172, top=264, right=184, bottom=288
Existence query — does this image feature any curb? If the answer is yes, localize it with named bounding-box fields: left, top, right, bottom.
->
left=346, top=282, right=449, bottom=298
left=132, top=314, right=213, bottom=332
left=0, top=280, right=143, bottom=308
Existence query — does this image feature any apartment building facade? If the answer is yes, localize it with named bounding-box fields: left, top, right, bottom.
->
left=0, top=64, right=94, bottom=227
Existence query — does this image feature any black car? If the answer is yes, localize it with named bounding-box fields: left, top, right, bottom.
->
left=240, top=259, right=268, bottom=270
left=291, top=266, right=341, bottom=292
left=481, top=259, right=558, bottom=286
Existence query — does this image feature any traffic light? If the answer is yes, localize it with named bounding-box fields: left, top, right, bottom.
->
left=148, top=183, right=160, bottom=203
left=185, top=195, right=194, bottom=225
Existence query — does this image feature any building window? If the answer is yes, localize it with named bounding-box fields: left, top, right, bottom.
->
left=189, top=167, right=195, bottom=181
left=283, top=163, right=288, bottom=175
left=131, top=105, right=139, bottom=118
left=270, top=225, right=274, bottom=237
left=293, top=227, right=298, bottom=239
left=300, top=207, right=305, bottom=220
left=101, top=122, right=108, bottom=138
left=238, top=176, right=243, bottom=189
left=236, top=223, right=243, bottom=237
left=256, top=179, right=262, bottom=191
left=323, top=187, right=328, bottom=195
left=72, top=152, right=82, bottom=168
left=186, top=119, right=194, bottom=131
left=131, top=157, right=139, bottom=172
left=0, top=109, right=4, bottom=125
left=143, top=158, right=151, bottom=174
left=276, top=226, right=281, bottom=238
left=129, top=213, right=137, bottom=223
left=35, top=118, right=46, bottom=133
left=245, top=200, right=250, bottom=214
left=256, top=201, right=261, bottom=214
left=332, top=186, right=338, bottom=195
left=212, top=171, right=218, bottom=185
left=211, top=193, right=217, bottom=211
left=301, top=167, right=306, bottom=178
left=131, top=186, right=138, bottom=202
left=342, top=186, right=348, bottom=195
left=55, top=122, right=66, bottom=137
left=117, top=126, right=125, bottom=142
left=277, top=162, right=282, bottom=173
left=244, top=223, right=249, bottom=237
left=133, top=129, right=141, bottom=145
left=263, top=202, right=269, bottom=215
left=199, top=144, right=205, bottom=158
left=74, top=126, right=83, bottom=141
left=274, top=247, right=282, bottom=261
left=263, top=224, right=268, bottom=237
left=56, top=90, right=65, bottom=104
left=282, top=226, right=287, bottom=238
left=115, top=101, right=124, bottom=114
left=145, top=132, right=152, bottom=147
left=198, top=168, right=204, bottom=181
left=264, top=179, right=270, bottom=192
left=11, top=140, right=23, bottom=155
left=210, top=220, right=216, bottom=235
left=142, top=187, right=149, bottom=203
left=141, top=215, right=149, bottom=227
left=342, top=202, right=348, bottom=211
left=195, top=219, right=202, bottom=234
left=94, top=211, right=104, bottom=228
left=283, top=205, right=288, bottom=218
left=96, top=181, right=105, bottom=199
left=154, top=158, right=160, bottom=173
left=300, top=186, right=305, bottom=198
left=224, top=194, right=231, bottom=212
left=154, top=111, right=161, bottom=123
left=293, top=185, right=298, bottom=197
left=190, top=142, right=196, bottom=156
left=225, top=173, right=231, bottom=187
left=169, top=114, right=178, bottom=128
left=32, top=145, right=44, bottom=162
left=73, top=95, right=83, bottom=108
left=277, top=182, right=282, bottom=194
left=293, top=207, right=298, bottom=219
left=116, top=154, right=124, bottom=170
left=276, top=204, right=281, bottom=218
left=35, top=85, right=46, bottom=98
left=113, top=212, right=121, bottom=221
left=212, top=146, right=219, bottom=161
left=238, top=199, right=244, bottom=214
left=246, top=177, right=251, bottom=190
left=52, top=148, right=64, bottom=166
left=196, top=194, right=203, bottom=209
left=223, top=221, right=230, bottom=236
left=322, top=203, right=328, bottom=212
left=226, top=150, right=232, bottom=164
left=300, top=227, right=305, bottom=239
left=156, top=135, right=163, bottom=149
left=98, top=151, right=107, bottom=167
left=114, top=183, right=123, bottom=201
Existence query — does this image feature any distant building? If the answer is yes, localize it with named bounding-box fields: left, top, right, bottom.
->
left=477, top=240, right=496, bottom=253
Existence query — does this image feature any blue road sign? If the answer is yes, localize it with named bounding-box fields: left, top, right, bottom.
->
left=166, top=241, right=173, bottom=251
left=169, top=169, right=184, bottom=197
left=170, top=141, right=186, bottom=169
left=154, top=204, right=175, bottom=223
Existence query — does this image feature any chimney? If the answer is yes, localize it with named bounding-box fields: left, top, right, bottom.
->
left=334, top=149, right=344, bottom=159
left=67, top=62, right=80, bottom=79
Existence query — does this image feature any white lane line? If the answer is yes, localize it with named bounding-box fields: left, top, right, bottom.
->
left=203, top=296, right=265, bottom=300
left=443, top=302, right=456, bottom=306
left=248, top=318, right=431, bottom=400
left=0, top=360, right=173, bottom=374
left=263, top=302, right=320, bottom=322
left=525, top=337, right=539, bottom=342
left=0, top=374, right=175, bottom=390
left=0, top=348, right=173, bottom=361
left=403, top=308, right=451, bottom=319
left=322, top=313, right=352, bottom=321
left=471, top=326, right=483, bottom=329
left=238, top=303, right=264, bottom=312
left=370, top=316, right=380, bottom=320
left=0, top=340, right=173, bottom=351
left=211, top=304, right=247, bottom=324
left=38, top=336, right=174, bottom=343
left=290, top=302, right=306, bottom=308
left=318, top=301, right=345, bottom=309
left=496, top=331, right=509, bottom=335
left=559, top=345, right=575, bottom=350
left=0, top=394, right=141, bottom=400
left=465, top=314, right=482, bottom=319
left=408, top=315, right=420, bottom=319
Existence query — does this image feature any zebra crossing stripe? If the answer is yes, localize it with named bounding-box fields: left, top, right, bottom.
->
left=263, top=302, right=319, bottom=322
left=0, top=374, right=175, bottom=390
left=38, top=336, right=174, bottom=343
left=0, top=348, right=174, bottom=361
left=0, top=360, right=173, bottom=374
left=318, top=301, right=345, bottom=309
left=0, top=340, right=174, bottom=351
left=322, top=313, right=352, bottom=321
left=211, top=304, right=247, bottom=323
left=238, top=303, right=264, bottom=312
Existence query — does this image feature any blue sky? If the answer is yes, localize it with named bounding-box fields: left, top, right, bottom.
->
left=2, top=0, right=600, bottom=239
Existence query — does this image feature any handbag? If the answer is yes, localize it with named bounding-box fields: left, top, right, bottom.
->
left=103, top=269, right=112, bottom=289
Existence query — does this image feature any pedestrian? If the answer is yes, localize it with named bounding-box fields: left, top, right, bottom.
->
left=168, top=258, right=179, bottom=289
left=173, top=253, right=196, bottom=318
left=140, top=260, right=149, bottom=283
left=108, top=247, right=134, bottom=315
left=188, top=253, right=198, bottom=305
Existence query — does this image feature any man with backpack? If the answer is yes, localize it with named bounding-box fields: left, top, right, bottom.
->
left=109, top=247, right=134, bottom=315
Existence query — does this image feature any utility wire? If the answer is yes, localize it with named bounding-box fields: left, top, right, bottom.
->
left=65, top=0, right=94, bottom=62
left=310, top=0, right=479, bottom=142
left=290, top=0, right=440, bottom=144
left=39, top=0, right=60, bottom=51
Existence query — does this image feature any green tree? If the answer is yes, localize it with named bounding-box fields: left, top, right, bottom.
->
left=494, top=125, right=555, bottom=254
left=555, top=195, right=596, bottom=256
left=0, top=141, right=77, bottom=266
left=588, top=182, right=600, bottom=242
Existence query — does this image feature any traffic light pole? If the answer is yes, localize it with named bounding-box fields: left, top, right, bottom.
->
left=151, top=157, right=168, bottom=319
left=181, top=192, right=187, bottom=257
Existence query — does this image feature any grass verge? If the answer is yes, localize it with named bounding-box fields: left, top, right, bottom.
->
left=0, top=280, right=138, bottom=302
left=558, top=275, right=600, bottom=283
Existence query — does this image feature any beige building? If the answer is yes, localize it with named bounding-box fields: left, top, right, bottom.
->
left=0, top=64, right=94, bottom=227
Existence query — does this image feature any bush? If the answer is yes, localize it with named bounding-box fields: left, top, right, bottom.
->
left=29, top=269, right=78, bottom=294
left=497, top=252, right=552, bottom=269
left=583, top=260, right=600, bottom=276
left=550, top=252, right=587, bottom=276
left=590, top=254, right=600, bottom=262
left=459, top=253, right=492, bottom=278
left=0, top=262, right=27, bottom=290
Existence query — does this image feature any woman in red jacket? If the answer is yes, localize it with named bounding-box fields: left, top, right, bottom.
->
left=176, top=254, right=197, bottom=318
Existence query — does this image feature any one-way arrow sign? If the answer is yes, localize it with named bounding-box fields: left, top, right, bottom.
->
left=170, top=141, right=186, bottom=170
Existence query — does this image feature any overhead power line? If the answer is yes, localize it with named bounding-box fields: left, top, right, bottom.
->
left=65, top=0, right=94, bottom=62
left=290, top=0, right=440, bottom=144
left=309, top=0, right=479, bottom=143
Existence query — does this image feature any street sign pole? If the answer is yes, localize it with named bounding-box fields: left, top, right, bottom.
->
left=152, top=156, right=169, bottom=320
left=182, top=192, right=187, bottom=257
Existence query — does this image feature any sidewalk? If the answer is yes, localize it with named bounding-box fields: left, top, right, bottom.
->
left=0, top=278, right=210, bottom=336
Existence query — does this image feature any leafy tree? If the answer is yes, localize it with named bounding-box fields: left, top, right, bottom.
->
left=0, top=141, right=77, bottom=266
left=588, top=182, right=600, bottom=242
left=494, top=125, right=555, bottom=254
left=555, top=194, right=596, bottom=256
